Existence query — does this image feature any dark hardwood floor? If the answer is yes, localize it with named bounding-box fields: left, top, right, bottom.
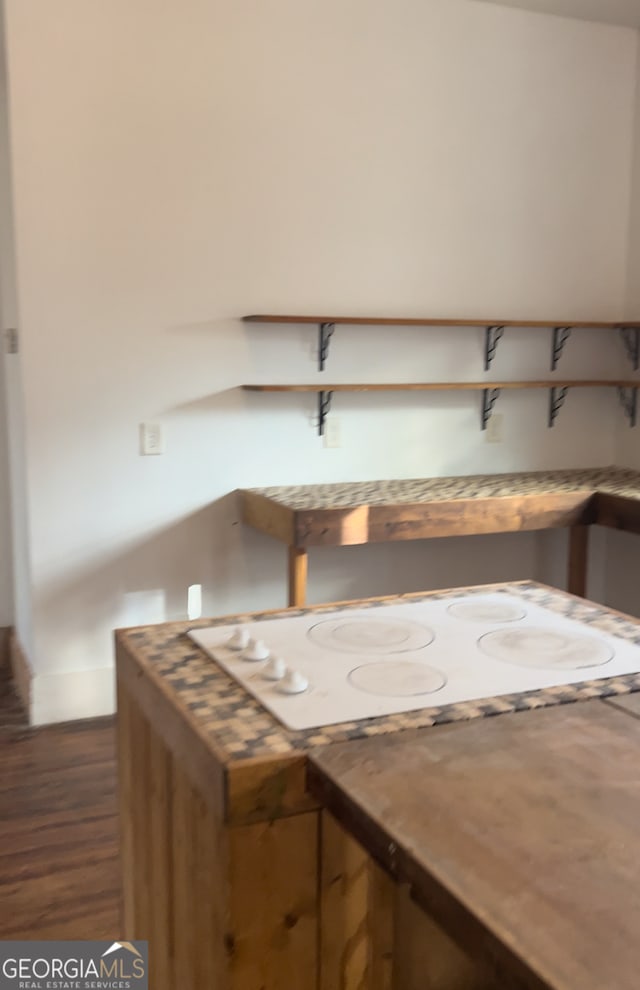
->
left=0, top=668, right=120, bottom=939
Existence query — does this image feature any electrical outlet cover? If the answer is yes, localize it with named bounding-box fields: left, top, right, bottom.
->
left=323, top=417, right=341, bottom=448
left=485, top=413, right=503, bottom=444
left=140, top=422, right=165, bottom=455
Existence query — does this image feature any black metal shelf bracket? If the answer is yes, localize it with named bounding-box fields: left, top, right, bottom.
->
left=619, top=327, right=640, bottom=371
left=317, top=390, right=334, bottom=435
left=484, top=326, right=505, bottom=371
left=551, top=327, right=571, bottom=371
left=318, top=322, right=336, bottom=371
left=548, top=386, right=569, bottom=428
left=617, top=386, right=638, bottom=427
left=481, top=388, right=501, bottom=430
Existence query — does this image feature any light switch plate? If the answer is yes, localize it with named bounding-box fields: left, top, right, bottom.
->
left=323, top=417, right=341, bottom=448
left=140, top=422, right=164, bottom=455
left=485, top=413, right=503, bottom=444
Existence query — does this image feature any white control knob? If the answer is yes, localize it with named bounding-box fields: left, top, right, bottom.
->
left=243, top=638, right=270, bottom=662
left=227, top=627, right=250, bottom=650
left=263, top=656, right=286, bottom=681
left=279, top=669, right=309, bottom=695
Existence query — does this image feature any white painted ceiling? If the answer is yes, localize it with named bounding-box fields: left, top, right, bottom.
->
left=471, top=0, right=640, bottom=29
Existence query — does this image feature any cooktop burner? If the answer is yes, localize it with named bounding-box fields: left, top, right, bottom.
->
left=478, top=627, right=614, bottom=670
left=307, top=616, right=434, bottom=653
left=447, top=599, right=526, bottom=623
left=189, top=593, right=640, bottom=731
left=348, top=661, right=447, bottom=697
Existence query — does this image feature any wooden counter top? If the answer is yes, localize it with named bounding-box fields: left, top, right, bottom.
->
left=115, top=581, right=640, bottom=826
left=308, top=699, right=640, bottom=990
left=237, top=466, right=640, bottom=606
left=240, top=465, right=640, bottom=511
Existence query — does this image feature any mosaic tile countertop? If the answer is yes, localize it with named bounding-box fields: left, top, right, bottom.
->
left=241, top=466, right=640, bottom=510
left=117, top=581, right=640, bottom=763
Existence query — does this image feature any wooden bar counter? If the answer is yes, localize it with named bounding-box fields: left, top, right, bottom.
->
left=116, top=581, right=640, bottom=990
left=238, top=466, right=640, bottom=605
left=308, top=697, right=640, bottom=990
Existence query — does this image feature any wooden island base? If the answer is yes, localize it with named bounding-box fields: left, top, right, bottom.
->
left=118, top=679, right=496, bottom=990
left=118, top=683, right=319, bottom=990
left=116, top=582, right=640, bottom=990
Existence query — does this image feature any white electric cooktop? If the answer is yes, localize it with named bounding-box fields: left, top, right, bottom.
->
left=189, top=593, right=640, bottom=731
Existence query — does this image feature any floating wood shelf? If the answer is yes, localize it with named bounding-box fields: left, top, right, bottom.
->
left=243, top=315, right=640, bottom=329
left=242, top=381, right=640, bottom=434
left=243, top=315, right=640, bottom=372
left=242, top=381, right=639, bottom=392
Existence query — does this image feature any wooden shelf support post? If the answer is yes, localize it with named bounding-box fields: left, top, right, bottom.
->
left=288, top=546, right=308, bottom=607
left=568, top=525, right=589, bottom=598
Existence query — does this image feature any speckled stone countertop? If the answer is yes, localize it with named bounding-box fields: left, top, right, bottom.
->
left=116, top=581, right=640, bottom=763
left=242, top=467, right=640, bottom=510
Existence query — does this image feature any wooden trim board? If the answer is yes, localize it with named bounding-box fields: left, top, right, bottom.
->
left=239, top=490, right=597, bottom=550
left=9, top=630, right=31, bottom=717
left=0, top=626, right=10, bottom=670
left=291, top=491, right=596, bottom=547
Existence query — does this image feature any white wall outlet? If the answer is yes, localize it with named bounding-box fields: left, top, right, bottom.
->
left=485, top=413, right=503, bottom=444
left=140, top=422, right=165, bottom=455
left=187, top=583, right=202, bottom=620
left=323, top=417, right=341, bottom=448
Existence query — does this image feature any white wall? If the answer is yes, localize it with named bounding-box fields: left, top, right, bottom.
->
left=0, top=4, right=10, bottom=629
left=621, top=29, right=640, bottom=432
left=608, top=33, right=640, bottom=618
left=0, top=0, right=20, bottom=632
left=1, top=0, right=637, bottom=722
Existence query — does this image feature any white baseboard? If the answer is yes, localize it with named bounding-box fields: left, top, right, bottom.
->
left=30, top=665, right=116, bottom=726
